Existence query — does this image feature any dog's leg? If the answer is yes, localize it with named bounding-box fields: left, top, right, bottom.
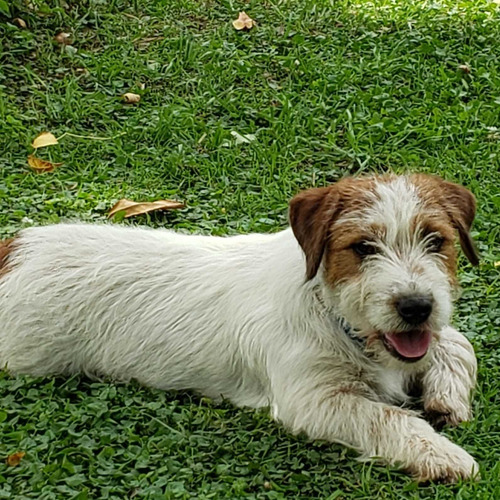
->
left=421, top=326, right=477, bottom=428
left=271, top=370, right=478, bottom=482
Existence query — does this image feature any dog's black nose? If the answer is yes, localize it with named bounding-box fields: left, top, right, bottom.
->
left=396, top=295, right=433, bottom=325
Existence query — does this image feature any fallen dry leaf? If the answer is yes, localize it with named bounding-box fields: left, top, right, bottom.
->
left=108, top=199, right=185, bottom=218
left=6, top=452, right=25, bottom=467
left=233, top=12, right=255, bottom=30
left=28, top=155, right=62, bottom=173
left=122, top=93, right=141, bottom=104
left=494, top=261, right=500, bottom=267
left=32, top=131, right=59, bottom=149
left=54, top=32, right=71, bottom=44
left=13, top=18, right=27, bottom=29
left=458, top=64, right=471, bottom=74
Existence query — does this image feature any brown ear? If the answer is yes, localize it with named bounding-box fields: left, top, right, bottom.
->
left=289, top=187, right=340, bottom=280
left=440, top=180, right=479, bottom=266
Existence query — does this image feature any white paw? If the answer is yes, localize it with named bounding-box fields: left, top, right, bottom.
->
left=424, top=396, right=472, bottom=427
left=408, top=437, right=479, bottom=483
left=423, top=328, right=477, bottom=427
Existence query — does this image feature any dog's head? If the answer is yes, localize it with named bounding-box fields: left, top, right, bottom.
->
left=290, top=174, right=478, bottom=364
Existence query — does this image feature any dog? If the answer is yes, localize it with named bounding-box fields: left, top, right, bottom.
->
left=0, top=173, right=479, bottom=482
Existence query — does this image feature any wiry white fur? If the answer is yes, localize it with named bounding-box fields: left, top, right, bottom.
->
left=0, top=177, right=478, bottom=482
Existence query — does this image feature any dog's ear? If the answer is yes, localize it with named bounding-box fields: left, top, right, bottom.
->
left=289, top=186, right=340, bottom=280
left=413, top=174, right=479, bottom=265
left=438, top=180, right=479, bottom=266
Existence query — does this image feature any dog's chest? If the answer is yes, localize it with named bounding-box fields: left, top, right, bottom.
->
left=365, top=365, right=409, bottom=404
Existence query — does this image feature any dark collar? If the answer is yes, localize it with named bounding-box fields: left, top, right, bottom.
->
left=313, top=285, right=368, bottom=353
left=336, top=315, right=367, bottom=351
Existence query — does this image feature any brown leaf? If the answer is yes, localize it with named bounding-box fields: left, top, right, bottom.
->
left=32, top=131, right=59, bottom=149
left=122, top=93, right=141, bottom=104
left=233, top=12, right=255, bottom=31
left=54, top=32, right=71, bottom=44
left=13, top=18, right=27, bottom=29
left=6, top=452, right=25, bottom=467
left=108, top=199, right=185, bottom=218
left=28, top=155, right=62, bottom=173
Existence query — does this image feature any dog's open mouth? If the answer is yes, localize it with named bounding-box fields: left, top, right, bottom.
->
left=382, top=329, right=432, bottom=362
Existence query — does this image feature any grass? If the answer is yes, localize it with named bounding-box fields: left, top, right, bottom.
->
left=1, top=0, right=500, bottom=497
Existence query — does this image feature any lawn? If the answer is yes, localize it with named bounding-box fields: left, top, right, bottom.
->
left=1, top=0, right=500, bottom=498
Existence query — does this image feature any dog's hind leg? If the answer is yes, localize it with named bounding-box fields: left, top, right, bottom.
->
left=421, top=326, right=477, bottom=428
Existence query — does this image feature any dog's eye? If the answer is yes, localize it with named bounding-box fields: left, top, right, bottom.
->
left=426, top=235, right=445, bottom=253
left=351, top=241, right=377, bottom=257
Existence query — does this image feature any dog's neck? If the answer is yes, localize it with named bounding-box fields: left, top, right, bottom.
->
left=311, top=283, right=368, bottom=353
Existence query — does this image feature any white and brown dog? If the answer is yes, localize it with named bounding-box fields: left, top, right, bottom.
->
left=0, top=174, right=479, bottom=482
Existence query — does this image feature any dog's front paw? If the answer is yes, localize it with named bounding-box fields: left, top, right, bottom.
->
left=423, top=368, right=474, bottom=428
left=424, top=397, right=472, bottom=429
left=408, top=438, right=479, bottom=483
left=423, top=327, right=477, bottom=428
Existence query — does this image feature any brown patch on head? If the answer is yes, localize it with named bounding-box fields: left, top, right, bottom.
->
left=323, top=222, right=370, bottom=285
left=411, top=174, right=478, bottom=266
left=324, top=220, right=388, bottom=286
left=289, top=177, right=378, bottom=280
left=0, top=238, right=17, bottom=278
left=412, top=213, right=459, bottom=283
left=290, top=173, right=478, bottom=282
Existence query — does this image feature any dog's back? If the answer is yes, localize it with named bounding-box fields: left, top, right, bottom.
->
left=0, top=223, right=303, bottom=406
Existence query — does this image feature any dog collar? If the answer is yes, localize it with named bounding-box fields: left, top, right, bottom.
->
left=313, top=286, right=368, bottom=353
left=336, top=316, right=367, bottom=351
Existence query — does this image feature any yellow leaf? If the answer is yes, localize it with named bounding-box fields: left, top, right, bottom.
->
left=13, top=18, right=27, bottom=29
left=6, top=452, right=25, bottom=467
left=27, top=155, right=62, bottom=173
left=233, top=12, right=255, bottom=31
left=32, top=131, right=59, bottom=149
left=122, top=93, right=141, bottom=104
left=494, top=261, right=500, bottom=267
left=54, top=32, right=71, bottom=44
left=233, top=20, right=246, bottom=30
left=108, top=199, right=185, bottom=218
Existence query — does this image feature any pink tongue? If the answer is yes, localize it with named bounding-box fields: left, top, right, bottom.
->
left=384, top=330, right=432, bottom=358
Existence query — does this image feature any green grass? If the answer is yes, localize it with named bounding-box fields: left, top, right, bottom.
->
left=1, top=0, right=500, bottom=498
